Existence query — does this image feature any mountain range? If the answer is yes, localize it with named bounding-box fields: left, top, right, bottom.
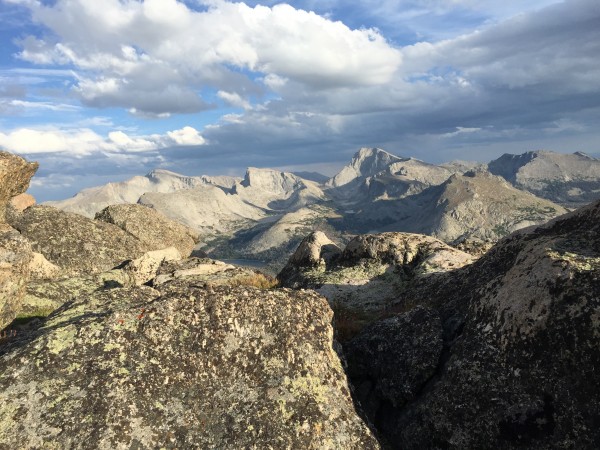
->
left=46, top=148, right=600, bottom=268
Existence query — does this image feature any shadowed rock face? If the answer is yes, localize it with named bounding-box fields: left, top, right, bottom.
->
left=8, top=205, right=148, bottom=276
left=343, top=200, right=600, bottom=449
left=0, top=278, right=380, bottom=449
left=95, top=203, right=199, bottom=258
left=345, top=306, right=443, bottom=418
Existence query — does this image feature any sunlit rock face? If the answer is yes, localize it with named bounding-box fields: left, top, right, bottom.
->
left=0, top=266, right=380, bottom=449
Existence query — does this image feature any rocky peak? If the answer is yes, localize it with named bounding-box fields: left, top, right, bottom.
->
left=327, top=147, right=405, bottom=188
left=240, top=167, right=304, bottom=192
left=488, top=150, right=600, bottom=206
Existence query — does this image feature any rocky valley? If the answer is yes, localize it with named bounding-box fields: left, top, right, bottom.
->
left=1, top=149, right=599, bottom=448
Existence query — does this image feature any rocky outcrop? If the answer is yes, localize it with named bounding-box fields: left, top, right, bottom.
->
left=95, top=204, right=199, bottom=258
left=21, top=248, right=181, bottom=319
left=343, top=200, right=600, bottom=448
left=20, top=269, right=132, bottom=319
left=277, top=231, right=342, bottom=286
left=8, top=193, right=35, bottom=213
left=279, top=232, right=473, bottom=316
left=121, top=246, right=182, bottom=286
left=0, top=273, right=379, bottom=448
left=28, top=252, right=61, bottom=280
left=0, top=151, right=38, bottom=328
left=152, top=257, right=277, bottom=289
left=8, top=205, right=148, bottom=276
left=286, top=231, right=342, bottom=267
left=0, top=151, right=38, bottom=221
left=0, top=224, right=33, bottom=329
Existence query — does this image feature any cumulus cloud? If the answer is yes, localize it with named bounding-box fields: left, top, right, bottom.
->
left=166, top=126, right=206, bottom=145
left=0, top=126, right=206, bottom=155
left=12, top=0, right=401, bottom=115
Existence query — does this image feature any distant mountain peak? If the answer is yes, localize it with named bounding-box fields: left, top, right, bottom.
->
left=145, top=168, right=186, bottom=178
left=327, top=147, right=405, bottom=188
left=488, top=150, right=600, bottom=206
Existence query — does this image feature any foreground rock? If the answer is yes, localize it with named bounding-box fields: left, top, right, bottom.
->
left=0, top=225, right=33, bottom=329
left=20, top=248, right=182, bottom=319
left=0, top=278, right=379, bottom=448
left=8, top=205, right=148, bottom=276
left=0, top=151, right=38, bottom=221
left=95, top=204, right=199, bottom=258
left=0, top=151, right=38, bottom=328
left=344, top=200, right=600, bottom=448
left=346, top=306, right=443, bottom=420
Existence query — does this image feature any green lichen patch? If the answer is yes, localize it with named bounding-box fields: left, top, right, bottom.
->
left=0, top=282, right=378, bottom=449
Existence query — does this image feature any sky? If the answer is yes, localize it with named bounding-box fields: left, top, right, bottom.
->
left=1, top=0, right=599, bottom=201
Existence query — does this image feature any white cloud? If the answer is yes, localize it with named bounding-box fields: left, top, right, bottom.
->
left=0, top=125, right=206, bottom=155
left=7, top=99, right=80, bottom=112
left=0, top=128, right=106, bottom=154
left=442, top=127, right=483, bottom=137
left=166, top=126, right=206, bottom=145
left=217, top=90, right=252, bottom=110
left=13, top=0, right=401, bottom=115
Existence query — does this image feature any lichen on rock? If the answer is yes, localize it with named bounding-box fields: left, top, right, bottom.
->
left=95, top=204, right=200, bottom=258
left=0, top=279, right=379, bottom=448
left=341, top=200, right=600, bottom=449
left=7, top=205, right=148, bottom=276
left=0, top=224, right=33, bottom=329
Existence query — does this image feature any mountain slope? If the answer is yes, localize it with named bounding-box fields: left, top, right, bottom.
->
left=349, top=170, right=568, bottom=246
left=488, top=150, right=600, bottom=206
left=138, top=185, right=268, bottom=235
left=46, top=169, right=240, bottom=218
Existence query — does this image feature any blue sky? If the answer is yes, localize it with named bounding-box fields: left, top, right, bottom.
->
left=1, top=0, right=599, bottom=201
